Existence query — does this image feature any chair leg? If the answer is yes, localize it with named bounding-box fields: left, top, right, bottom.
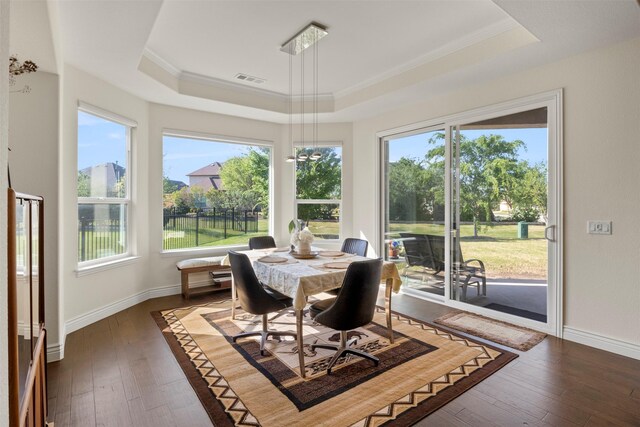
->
left=311, top=330, right=379, bottom=375
left=233, top=314, right=297, bottom=356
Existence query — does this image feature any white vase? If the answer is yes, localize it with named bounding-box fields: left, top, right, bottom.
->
left=297, top=241, right=311, bottom=254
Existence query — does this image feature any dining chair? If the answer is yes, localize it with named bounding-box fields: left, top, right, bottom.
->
left=309, top=258, right=383, bottom=374
left=325, top=238, right=370, bottom=296
left=248, top=235, right=276, bottom=250
left=228, top=251, right=297, bottom=355
left=341, top=238, right=368, bottom=256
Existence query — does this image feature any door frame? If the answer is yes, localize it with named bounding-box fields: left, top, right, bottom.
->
left=378, top=90, right=563, bottom=336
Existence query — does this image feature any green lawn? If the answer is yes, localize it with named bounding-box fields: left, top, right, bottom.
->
left=163, top=219, right=270, bottom=250
left=387, top=223, right=546, bottom=279
left=160, top=218, right=545, bottom=279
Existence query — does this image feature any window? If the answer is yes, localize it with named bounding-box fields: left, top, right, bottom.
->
left=162, top=133, right=271, bottom=251
left=77, top=105, right=134, bottom=264
left=295, top=146, right=342, bottom=240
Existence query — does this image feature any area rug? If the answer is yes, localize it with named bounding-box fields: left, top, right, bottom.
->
left=152, top=300, right=517, bottom=426
left=434, top=311, right=547, bottom=351
left=484, top=303, right=547, bottom=323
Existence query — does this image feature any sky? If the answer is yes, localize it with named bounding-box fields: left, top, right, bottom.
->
left=79, top=110, right=547, bottom=184
left=77, top=111, right=127, bottom=170
left=388, top=128, right=547, bottom=165
left=163, top=136, right=261, bottom=183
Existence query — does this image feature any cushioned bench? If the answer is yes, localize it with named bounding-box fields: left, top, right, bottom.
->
left=176, top=256, right=231, bottom=299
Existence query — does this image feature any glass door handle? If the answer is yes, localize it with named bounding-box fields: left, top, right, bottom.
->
left=545, top=225, right=556, bottom=242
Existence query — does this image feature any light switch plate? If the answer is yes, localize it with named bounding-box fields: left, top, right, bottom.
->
left=587, top=221, right=612, bottom=235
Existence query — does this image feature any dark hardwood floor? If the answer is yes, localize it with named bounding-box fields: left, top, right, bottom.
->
left=46, top=291, right=640, bottom=426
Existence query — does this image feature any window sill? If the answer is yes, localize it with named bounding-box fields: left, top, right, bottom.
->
left=75, top=256, right=140, bottom=277
left=160, top=245, right=247, bottom=258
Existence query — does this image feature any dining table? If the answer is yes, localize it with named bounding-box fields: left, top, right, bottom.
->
left=222, top=247, right=402, bottom=379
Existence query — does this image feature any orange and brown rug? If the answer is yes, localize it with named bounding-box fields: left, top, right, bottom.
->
left=152, top=299, right=517, bottom=426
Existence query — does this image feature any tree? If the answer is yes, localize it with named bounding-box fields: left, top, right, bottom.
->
left=163, top=176, right=183, bottom=194
left=296, top=147, right=341, bottom=220
left=511, top=162, right=547, bottom=222
left=77, top=171, right=90, bottom=197
left=388, top=157, right=443, bottom=222
left=219, top=148, right=270, bottom=214
left=426, top=133, right=524, bottom=237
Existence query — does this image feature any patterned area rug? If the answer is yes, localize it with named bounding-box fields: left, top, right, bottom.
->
left=152, top=300, right=517, bottom=426
left=434, top=311, right=547, bottom=351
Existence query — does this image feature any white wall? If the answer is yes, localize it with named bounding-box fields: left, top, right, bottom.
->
left=352, top=37, right=640, bottom=349
left=9, top=71, right=61, bottom=355
left=60, top=65, right=150, bottom=332
left=0, top=1, right=11, bottom=423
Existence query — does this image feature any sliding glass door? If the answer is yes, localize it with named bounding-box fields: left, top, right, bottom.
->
left=451, top=107, right=553, bottom=324
left=383, top=127, right=447, bottom=298
left=381, top=92, right=561, bottom=334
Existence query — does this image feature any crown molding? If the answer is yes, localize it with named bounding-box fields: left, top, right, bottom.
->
left=142, top=47, right=181, bottom=78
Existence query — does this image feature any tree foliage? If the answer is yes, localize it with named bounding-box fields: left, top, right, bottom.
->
left=296, top=147, right=341, bottom=220
left=388, top=132, right=547, bottom=237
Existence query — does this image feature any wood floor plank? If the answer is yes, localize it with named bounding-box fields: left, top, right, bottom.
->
left=46, top=291, right=640, bottom=427
left=94, top=379, right=133, bottom=427
left=70, top=391, right=96, bottom=427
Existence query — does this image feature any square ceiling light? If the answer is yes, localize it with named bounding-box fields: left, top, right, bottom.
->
left=280, top=23, right=328, bottom=55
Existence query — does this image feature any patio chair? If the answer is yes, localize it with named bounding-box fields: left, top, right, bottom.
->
left=398, top=233, right=442, bottom=284
left=426, top=234, right=486, bottom=300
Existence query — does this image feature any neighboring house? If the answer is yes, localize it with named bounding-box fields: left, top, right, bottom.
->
left=186, top=162, right=224, bottom=192
left=165, top=179, right=187, bottom=192
left=80, top=162, right=126, bottom=197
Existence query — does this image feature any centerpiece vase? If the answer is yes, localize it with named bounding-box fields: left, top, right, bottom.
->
left=297, top=241, right=311, bottom=255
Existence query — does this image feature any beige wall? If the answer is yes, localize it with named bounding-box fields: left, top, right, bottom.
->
left=352, top=37, right=640, bottom=347
left=9, top=71, right=61, bottom=352
left=60, top=65, right=150, bottom=327
left=0, top=1, right=10, bottom=423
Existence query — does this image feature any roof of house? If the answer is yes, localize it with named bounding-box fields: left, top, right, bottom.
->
left=187, top=162, right=223, bottom=177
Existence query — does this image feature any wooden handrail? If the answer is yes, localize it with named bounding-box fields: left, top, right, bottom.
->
left=8, top=188, right=47, bottom=427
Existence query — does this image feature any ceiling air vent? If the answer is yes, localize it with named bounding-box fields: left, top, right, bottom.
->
left=235, top=73, right=266, bottom=84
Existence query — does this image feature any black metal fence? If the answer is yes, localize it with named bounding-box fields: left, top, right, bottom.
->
left=78, top=218, right=125, bottom=262
left=163, top=207, right=259, bottom=250
left=77, top=207, right=261, bottom=259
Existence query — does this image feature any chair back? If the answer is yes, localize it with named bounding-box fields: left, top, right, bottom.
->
left=248, top=236, right=276, bottom=250
left=228, top=251, right=287, bottom=315
left=341, top=238, right=368, bottom=256
left=315, top=258, right=383, bottom=331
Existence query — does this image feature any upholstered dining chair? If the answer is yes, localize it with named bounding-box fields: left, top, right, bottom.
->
left=309, top=258, right=383, bottom=374
left=248, top=235, right=277, bottom=250
left=326, top=237, right=370, bottom=296
left=228, top=251, right=297, bottom=355
left=341, top=238, right=368, bottom=256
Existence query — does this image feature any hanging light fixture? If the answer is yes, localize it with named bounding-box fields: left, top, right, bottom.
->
left=281, top=22, right=328, bottom=163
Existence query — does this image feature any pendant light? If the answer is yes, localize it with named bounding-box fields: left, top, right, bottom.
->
left=281, top=23, right=328, bottom=163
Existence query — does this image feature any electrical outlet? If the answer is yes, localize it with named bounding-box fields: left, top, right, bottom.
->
left=587, top=221, right=612, bottom=235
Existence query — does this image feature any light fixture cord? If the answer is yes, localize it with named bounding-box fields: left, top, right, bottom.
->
left=289, top=49, right=293, bottom=156
left=301, top=47, right=305, bottom=153
left=314, top=28, right=318, bottom=152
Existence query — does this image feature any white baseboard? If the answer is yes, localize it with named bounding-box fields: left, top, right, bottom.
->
left=47, top=342, right=64, bottom=362
left=64, top=284, right=181, bottom=336
left=563, top=326, right=640, bottom=360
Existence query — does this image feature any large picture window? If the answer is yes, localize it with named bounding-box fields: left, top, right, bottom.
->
left=77, top=106, right=134, bottom=264
left=295, top=146, right=342, bottom=240
left=162, top=133, right=271, bottom=251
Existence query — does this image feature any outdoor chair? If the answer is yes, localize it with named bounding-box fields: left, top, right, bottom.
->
left=398, top=233, right=442, bottom=284
left=426, top=234, right=486, bottom=300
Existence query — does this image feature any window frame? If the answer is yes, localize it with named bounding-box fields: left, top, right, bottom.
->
left=77, top=103, right=136, bottom=268
left=161, top=129, right=274, bottom=254
left=293, top=142, right=343, bottom=241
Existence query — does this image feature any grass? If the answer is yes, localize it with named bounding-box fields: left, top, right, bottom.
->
left=157, top=218, right=546, bottom=279
left=387, top=223, right=547, bottom=279
left=163, top=219, right=270, bottom=250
